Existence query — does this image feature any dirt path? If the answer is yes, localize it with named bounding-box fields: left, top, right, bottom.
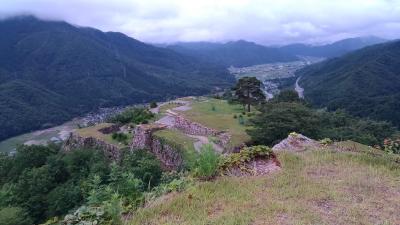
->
left=155, top=115, right=175, bottom=127
left=188, top=134, right=224, bottom=153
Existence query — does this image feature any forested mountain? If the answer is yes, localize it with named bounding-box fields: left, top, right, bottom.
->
left=165, top=37, right=385, bottom=67
left=166, top=40, right=299, bottom=67
left=0, top=16, right=234, bottom=141
left=280, top=36, right=386, bottom=58
left=298, top=40, right=400, bottom=127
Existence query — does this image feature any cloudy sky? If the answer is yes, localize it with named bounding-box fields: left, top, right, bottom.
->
left=1, top=0, right=400, bottom=45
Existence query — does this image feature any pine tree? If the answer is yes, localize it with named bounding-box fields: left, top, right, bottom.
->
left=233, top=77, right=265, bottom=112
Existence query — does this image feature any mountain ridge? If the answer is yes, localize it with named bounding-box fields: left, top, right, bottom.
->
left=166, top=40, right=299, bottom=67
left=279, top=36, right=386, bottom=58
left=298, top=40, right=400, bottom=127
left=0, top=16, right=234, bottom=141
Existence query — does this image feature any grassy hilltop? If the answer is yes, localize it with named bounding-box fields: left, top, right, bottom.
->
left=131, top=145, right=400, bottom=225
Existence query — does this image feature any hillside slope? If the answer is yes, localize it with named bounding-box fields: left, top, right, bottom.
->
left=298, top=40, right=400, bottom=127
left=166, top=41, right=299, bottom=67
left=280, top=36, right=386, bottom=58
left=0, top=16, right=234, bottom=141
left=130, top=147, right=400, bottom=225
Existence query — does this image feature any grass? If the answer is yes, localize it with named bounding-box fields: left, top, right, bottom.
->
left=129, top=148, right=400, bottom=225
left=336, top=140, right=378, bottom=153
left=76, top=123, right=132, bottom=147
left=181, top=98, right=252, bottom=148
left=153, top=129, right=197, bottom=154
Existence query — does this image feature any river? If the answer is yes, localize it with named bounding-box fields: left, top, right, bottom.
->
left=0, top=106, right=129, bottom=154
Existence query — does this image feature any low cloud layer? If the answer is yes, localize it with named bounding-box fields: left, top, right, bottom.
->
left=1, top=0, right=400, bottom=45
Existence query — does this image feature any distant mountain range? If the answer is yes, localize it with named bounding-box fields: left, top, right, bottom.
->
left=0, top=16, right=234, bottom=141
left=298, top=40, right=400, bottom=127
left=166, top=40, right=299, bottom=67
left=279, top=36, right=386, bottom=58
left=164, top=37, right=387, bottom=67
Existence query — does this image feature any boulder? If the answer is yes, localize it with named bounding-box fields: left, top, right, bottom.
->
left=272, top=133, right=320, bottom=152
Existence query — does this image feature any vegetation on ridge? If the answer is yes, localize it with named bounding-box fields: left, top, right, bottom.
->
left=109, top=108, right=155, bottom=125
left=247, top=90, right=396, bottom=146
left=298, top=40, right=400, bottom=127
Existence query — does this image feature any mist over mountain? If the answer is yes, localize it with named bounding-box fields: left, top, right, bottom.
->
left=298, top=40, right=400, bottom=127
left=166, top=40, right=299, bottom=67
left=0, top=16, right=234, bottom=141
left=279, top=36, right=387, bottom=58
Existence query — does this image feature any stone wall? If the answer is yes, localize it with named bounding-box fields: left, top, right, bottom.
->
left=131, top=124, right=182, bottom=170
left=216, top=132, right=231, bottom=147
left=172, top=114, right=234, bottom=151
left=150, top=139, right=183, bottom=170
left=131, top=124, right=167, bottom=149
left=173, top=115, right=219, bottom=136
left=62, top=133, right=121, bottom=161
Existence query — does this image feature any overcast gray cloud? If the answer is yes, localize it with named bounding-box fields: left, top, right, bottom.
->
left=1, top=0, right=400, bottom=45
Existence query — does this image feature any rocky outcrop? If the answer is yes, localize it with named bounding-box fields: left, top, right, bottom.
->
left=221, top=157, right=281, bottom=177
left=272, top=133, right=320, bottom=152
left=62, top=133, right=121, bottom=161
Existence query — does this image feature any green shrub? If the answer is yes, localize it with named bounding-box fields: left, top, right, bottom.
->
left=320, top=138, right=333, bottom=146
left=192, top=144, right=220, bottom=179
left=87, top=175, right=113, bottom=206
left=0, top=207, right=33, bottom=225
left=233, top=114, right=237, bottom=119
left=211, top=104, right=216, bottom=111
left=121, top=150, right=162, bottom=188
left=149, top=102, right=158, bottom=108
left=104, top=193, right=123, bottom=225
left=111, top=132, right=128, bottom=144
left=219, top=145, right=273, bottom=171
left=109, top=108, right=154, bottom=125
left=384, top=138, right=400, bottom=154
left=145, top=175, right=192, bottom=204
left=247, top=112, right=255, bottom=117
left=238, top=114, right=245, bottom=125
left=60, top=205, right=106, bottom=225
left=46, top=181, right=83, bottom=217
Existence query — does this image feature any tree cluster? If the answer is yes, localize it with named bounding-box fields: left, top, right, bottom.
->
left=0, top=145, right=162, bottom=224
left=247, top=90, right=396, bottom=146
